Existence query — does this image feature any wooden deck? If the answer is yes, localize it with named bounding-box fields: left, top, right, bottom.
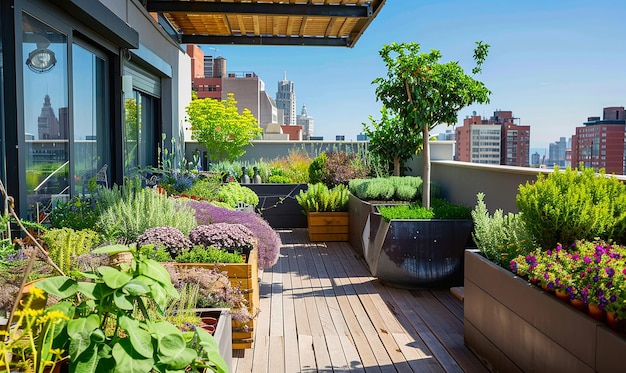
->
left=231, top=229, right=488, bottom=373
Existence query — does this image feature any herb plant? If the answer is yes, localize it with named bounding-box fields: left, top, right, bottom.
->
left=175, top=245, right=244, bottom=264
left=296, top=183, right=349, bottom=214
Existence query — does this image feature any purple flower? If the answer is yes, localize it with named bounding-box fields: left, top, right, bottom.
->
left=606, top=267, right=615, bottom=277
left=583, top=256, right=592, bottom=264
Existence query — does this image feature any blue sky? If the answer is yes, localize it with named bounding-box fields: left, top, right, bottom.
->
left=201, top=0, right=626, bottom=151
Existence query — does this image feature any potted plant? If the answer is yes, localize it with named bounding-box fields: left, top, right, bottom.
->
left=363, top=198, right=473, bottom=288
left=33, top=244, right=229, bottom=373
left=296, top=183, right=350, bottom=242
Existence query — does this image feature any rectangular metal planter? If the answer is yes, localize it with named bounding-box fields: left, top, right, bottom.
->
left=174, top=248, right=259, bottom=349
left=307, top=211, right=349, bottom=242
left=464, top=250, right=626, bottom=372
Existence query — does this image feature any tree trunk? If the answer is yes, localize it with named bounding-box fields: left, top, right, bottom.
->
left=393, top=157, right=401, bottom=176
left=422, top=126, right=431, bottom=209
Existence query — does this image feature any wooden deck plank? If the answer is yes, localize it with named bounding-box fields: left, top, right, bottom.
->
left=231, top=229, right=487, bottom=373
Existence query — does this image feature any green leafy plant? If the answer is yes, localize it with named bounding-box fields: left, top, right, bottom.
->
left=181, top=177, right=222, bottom=201
left=97, top=177, right=197, bottom=243
left=215, top=182, right=259, bottom=208
left=41, top=227, right=102, bottom=274
left=175, top=245, right=244, bottom=264
left=377, top=198, right=471, bottom=222
left=296, top=183, right=349, bottom=214
left=471, top=192, right=536, bottom=267
left=349, top=176, right=424, bottom=202
left=308, top=152, right=327, bottom=185
left=516, top=166, right=626, bottom=250
left=36, top=244, right=228, bottom=373
left=187, top=93, right=262, bottom=163
left=373, top=41, right=490, bottom=209
left=49, top=194, right=102, bottom=230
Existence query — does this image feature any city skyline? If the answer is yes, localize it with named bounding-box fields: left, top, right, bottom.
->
left=200, top=0, right=626, bottom=148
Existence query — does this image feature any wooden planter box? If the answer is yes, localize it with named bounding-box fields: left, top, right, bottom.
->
left=307, top=211, right=349, bottom=242
left=363, top=211, right=472, bottom=288
left=174, top=248, right=259, bottom=349
left=464, top=250, right=626, bottom=372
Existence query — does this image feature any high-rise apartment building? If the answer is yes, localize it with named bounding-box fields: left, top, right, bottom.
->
left=548, top=137, right=568, bottom=167
left=296, top=105, right=314, bottom=140
left=571, top=106, right=626, bottom=174
left=276, top=72, right=296, bottom=125
left=455, top=110, right=530, bottom=166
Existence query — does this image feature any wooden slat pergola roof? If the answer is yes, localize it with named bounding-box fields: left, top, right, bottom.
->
left=145, top=0, right=386, bottom=47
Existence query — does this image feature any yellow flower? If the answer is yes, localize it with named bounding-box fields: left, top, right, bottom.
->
left=28, top=286, right=46, bottom=300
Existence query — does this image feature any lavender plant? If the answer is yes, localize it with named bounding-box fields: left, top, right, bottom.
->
left=137, top=226, right=192, bottom=257
left=189, top=223, right=255, bottom=252
left=187, top=201, right=281, bottom=269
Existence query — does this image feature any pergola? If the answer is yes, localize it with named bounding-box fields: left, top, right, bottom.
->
left=145, top=0, right=386, bottom=47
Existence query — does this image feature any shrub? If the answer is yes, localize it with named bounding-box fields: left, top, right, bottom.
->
left=350, top=176, right=423, bottom=201
left=268, top=150, right=311, bottom=183
left=188, top=201, right=281, bottom=269
left=322, top=151, right=370, bottom=187
left=471, top=192, right=536, bottom=267
left=180, top=177, right=222, bottom=201
left=296, top=183, right=349, bottom=213
left=49, top=194, right=101, bottom=230
left=268, top=174, right=293, bottom=184
left=97, top=177, right=197, bottom=243
left=41, top=227, right=102, bottom=274
left=216, top=182, right=259, bottom=208
left=189, top=223, right=255, bottom=252
left=308, top=152, right=327, bottom=185
left=377, top=198, right=471, bottom=221
left=137, top=226, right=192, bottom=257
left=174, top=245, right=244, bottom=263
left=516, top=166, right=626, bottom=250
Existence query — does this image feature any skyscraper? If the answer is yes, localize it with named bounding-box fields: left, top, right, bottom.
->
left=296, top=105, right=314, bottom=140
left=276, top=72, right=296, bottom=126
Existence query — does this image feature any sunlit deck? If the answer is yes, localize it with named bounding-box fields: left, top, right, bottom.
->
left=231, top=229, right=488, bottom=372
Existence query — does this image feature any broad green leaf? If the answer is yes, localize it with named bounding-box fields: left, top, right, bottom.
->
left=118, top=315, right=153, bottom=358
left=70, top=343, right=100, bottom=373
left=122, top=279, right=150, bottom=296
left=76, top=282, right=109, bottom=300
left=36, top=276, right=78, bottom=298
left=158, top=347, right=196, bottom=370
left=98, top=266, right=132, bottom=289
left=68, top=314, right=101, bottom=359
left=112, top=339, right=154, bottom=373
left=148, top=283, right=168, bottom=313
left=113, top=289, right=135, bottom=310
left=93, top=244, right=133, bottom=255
left=195, top=328, right=228, bottom=373
left=137, top=258, right=172, bottom=286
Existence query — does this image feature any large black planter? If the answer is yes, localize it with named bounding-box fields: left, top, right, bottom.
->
left=363, top=211, right=473, bottom=288
left=464, top=251, right=626, bottom=373
left=245, top=183, right=307, bottom=228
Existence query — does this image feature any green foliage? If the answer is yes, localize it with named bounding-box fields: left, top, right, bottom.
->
left=377, top=198, right=471, bottom=222
left=471, top=193, right=536, bottom=268
left=42, top=228, right=102, bottom=274
left=363, top=106, right=423, bottom=176
left=187, top=93, right=263, bottom=162
left=139, top=244, right=174, bottom=262
left=216, top=182, right=259, bottom=208
left=268, top=175, right=293, bottom=184
left=97, top=177, right=197, bottom=243
left=175, top=245, right=244, bottom=264
left=36, top=244, right=228, bottom=373
left=308, top=153, right=327, bottom=185
left=373, top=41, right=490, bottom=209
left=296, top=183, right=349, bottom=214
left=516, top=166, right=626, bottom=250
left=349, top=176, right=423, bottom=202
left=50, top=194, right=102, bottom=230
left=181, top=177, right=222, bottom=201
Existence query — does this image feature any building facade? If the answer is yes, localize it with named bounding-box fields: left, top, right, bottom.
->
left=0, top=1, right=191, bottom=219
left=571, top=106, right=626, bottom=174
left=455, top=110, right=530, bottom=166
left=276, top=72, right=296, bottom=126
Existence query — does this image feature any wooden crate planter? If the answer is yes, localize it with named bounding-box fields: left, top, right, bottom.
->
left=174, top=248, right=259, bottom=349
left=464, top=250, right=626, bottom=372
left=307, top=212, right=349, bottom=242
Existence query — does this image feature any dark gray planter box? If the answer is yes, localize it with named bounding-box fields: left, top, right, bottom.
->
left=195, top=308, right=232, bottom=372
left=464, top=250, right=626, bottom=373
left=362, top=210, right=473, bottom=288
left=245, top=183, right=307, bottom=228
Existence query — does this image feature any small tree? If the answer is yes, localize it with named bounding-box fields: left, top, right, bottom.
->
left=186, top=93, right=262, bottom=163
left=373, top=42, right=491, bottom=208
left=363, top=105, right=423, bottom=176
